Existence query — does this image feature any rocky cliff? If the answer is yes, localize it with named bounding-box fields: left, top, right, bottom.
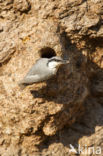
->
left=0, top=0, right=103, bottom=155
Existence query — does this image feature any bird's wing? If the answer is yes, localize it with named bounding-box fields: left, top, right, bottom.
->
left=25, top=64, right=39, bottom=75
left=22, top=74, right=40, bottom=84
left=26, top=59, right=47, bottom=75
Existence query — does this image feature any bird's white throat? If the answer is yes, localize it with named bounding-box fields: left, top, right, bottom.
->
left=48, top=61, right=59, bottom=69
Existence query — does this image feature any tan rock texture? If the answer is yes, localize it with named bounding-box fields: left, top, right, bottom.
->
left=0, top=0, right=103, bottom=155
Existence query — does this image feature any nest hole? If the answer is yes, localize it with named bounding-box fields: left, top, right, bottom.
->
left=39, top=47, right=56, bottom=58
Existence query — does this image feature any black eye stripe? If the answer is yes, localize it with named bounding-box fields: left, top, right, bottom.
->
left=47, top=58, right=62, bottom=66
left=48, top=58, right=62, bottom=63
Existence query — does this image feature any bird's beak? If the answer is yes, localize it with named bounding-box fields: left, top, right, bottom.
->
left=61, top=60, right=70, bottom=64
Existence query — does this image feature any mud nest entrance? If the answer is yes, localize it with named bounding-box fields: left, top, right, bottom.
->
left=39, top=47, right=56, bottom=58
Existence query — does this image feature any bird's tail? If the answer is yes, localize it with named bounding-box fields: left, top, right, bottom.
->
left=18, top=82, right=28, bottom=90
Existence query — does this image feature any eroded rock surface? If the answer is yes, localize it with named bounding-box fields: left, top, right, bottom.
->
left=0, top=0, right=103, bottom=155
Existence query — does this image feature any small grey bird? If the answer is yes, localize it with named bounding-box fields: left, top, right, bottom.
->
left=19, top=56, right=69, bottom=89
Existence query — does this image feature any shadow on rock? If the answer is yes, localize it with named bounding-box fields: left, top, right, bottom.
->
left=30, top=35, right=103, bottom=155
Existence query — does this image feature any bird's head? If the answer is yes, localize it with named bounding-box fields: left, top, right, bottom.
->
left=47, top=56, right=69, bottom=70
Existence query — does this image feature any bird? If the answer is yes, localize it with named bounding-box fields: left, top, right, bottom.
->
left=18, top=56, right=69, bottom=89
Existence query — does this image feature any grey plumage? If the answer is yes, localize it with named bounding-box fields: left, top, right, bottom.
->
left=19, top=56, right=69, bottom=89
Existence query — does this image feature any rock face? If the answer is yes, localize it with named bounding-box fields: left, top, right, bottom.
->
left=0, top=0, right=103, bottom=155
